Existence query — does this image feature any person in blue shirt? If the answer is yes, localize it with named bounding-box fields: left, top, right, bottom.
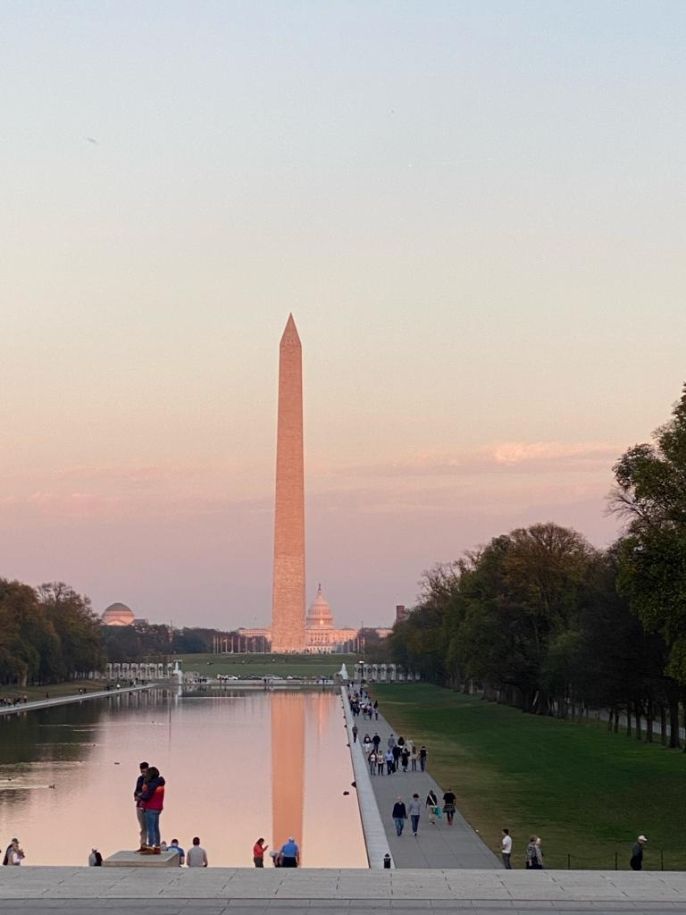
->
left=279, top=837, right=300, bottom=867
left=168, top=839, right=185, bottom=866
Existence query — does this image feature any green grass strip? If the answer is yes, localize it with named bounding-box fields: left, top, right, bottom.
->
left=374, top=683, right=686, bottom=870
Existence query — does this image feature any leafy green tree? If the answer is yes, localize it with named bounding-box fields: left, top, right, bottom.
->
left=613, top=385, right=686, bottom=745
left=0, top=579, right=60, bottom=686
left=101, top=622, right=173, bottom=662
left=455, top=524, right=597, bottom=711
left=38, top=583, right=104, bottom=678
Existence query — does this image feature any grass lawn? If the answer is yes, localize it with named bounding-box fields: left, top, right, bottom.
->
left=175, top=652, right=360, bottom=679
left=374, top=683, right=686, bottom=870
left=0, top=680, right=107, bottom=703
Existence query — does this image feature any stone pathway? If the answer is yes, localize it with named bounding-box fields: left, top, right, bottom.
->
left=0, top=685, right=149, bottom=717
left=352, top=705, right=499, bottom=869
left=2, top=867, right=686, bottom=914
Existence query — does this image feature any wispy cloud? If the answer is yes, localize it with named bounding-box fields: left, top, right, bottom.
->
left=317, top=441, right=621, bottom=481
left=0, top=441, right=621, bottom=524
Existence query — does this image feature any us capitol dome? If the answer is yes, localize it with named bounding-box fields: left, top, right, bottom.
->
left=304, top=585, right=356, bottom=653
left=101, top=602, right=136, bottom=627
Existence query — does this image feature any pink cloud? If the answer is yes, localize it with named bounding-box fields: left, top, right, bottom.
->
left=314, top=441, right=621, bottom=483
left=0, top=441, right=621, bottom=528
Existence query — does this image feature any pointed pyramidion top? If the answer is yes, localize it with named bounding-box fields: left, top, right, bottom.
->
left=280, top=313, right=301, bottom=347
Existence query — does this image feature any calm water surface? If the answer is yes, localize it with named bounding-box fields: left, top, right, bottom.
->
left=0, top=689, right=366, bottom=867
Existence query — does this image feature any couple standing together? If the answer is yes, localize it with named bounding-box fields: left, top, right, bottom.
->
left=134, top=761, right=165, bottom=853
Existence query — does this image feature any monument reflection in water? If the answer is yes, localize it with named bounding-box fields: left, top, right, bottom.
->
left=0, top=689, right=366, bottom=867
left=271, top=691, right=304, bottom=853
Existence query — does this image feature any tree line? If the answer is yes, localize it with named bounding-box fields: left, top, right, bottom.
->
left=388, top=385, right=686, bottom=749
left=0, top=581, right=104, bottom=686
left=0, top=579, right=255, bottom=685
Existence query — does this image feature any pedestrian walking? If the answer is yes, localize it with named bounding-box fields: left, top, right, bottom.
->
left=88, top=848, right=103, bottom=866
left=501, top=829, right=512, bottom=869
left=187, top=836, right=208, bottom=867
left=377, top=753, right=385, bottom=776
left=630, top=835, right=647, bottom=871
left=442, top=788, right=456, bottom=826
left=419, top=745, right=427, bottom=772
left=352, top=724, right=358, bottom=742
left=372, top=733, right=381, bottom=753
left=525, top=836, right=543, bottom=869
left=387, top=733, right=395, bottom=750
left=368, top=751, right=377, bottom=776
left=392, top=798, right=407, bottom=836
left=385, top=748, right=395, bottom=774
left=426, top=789, right=440, bottom=825
left=400, top=746, right=410, bottom=772
left=410, top=744, right=418, bottom=771
left=408, top=794, right=421, bottom=837
left=253, top=838, right=268, bottom=867
left=392, top=743, right=402, bottom=771
left=363, top=734, right=371, bottom=753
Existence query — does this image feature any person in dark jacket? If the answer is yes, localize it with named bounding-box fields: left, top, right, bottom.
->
left=133, top=761, right=149, bottom=850
left=392, top=743, right=402, bottom=771
left=392, top=798, right=407, bottom=836
left=442, top=788, right=456, bottom=826
left=630, top=835, right=647, bottom=870
left=400, top=746, right=410, bottom=772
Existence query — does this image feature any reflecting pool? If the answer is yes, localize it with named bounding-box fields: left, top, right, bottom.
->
left=0, top=688, right=366, bottom=867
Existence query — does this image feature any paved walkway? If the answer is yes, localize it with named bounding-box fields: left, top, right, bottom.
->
left=0, top=685, right=150, bottom=717
left=352, top=705, right=499, bottom=869
left=341, top=689, right=392, bottom=868
left=2, top=867, right=686, bottom=914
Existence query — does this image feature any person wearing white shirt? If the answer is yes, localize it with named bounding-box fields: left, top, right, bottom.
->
left=186, top=836, right=208, bottom=867
left=501, top=828, right=512, bottom=869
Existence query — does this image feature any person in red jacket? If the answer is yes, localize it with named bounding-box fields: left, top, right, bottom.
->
left=139, top=766, right=165, bottom=853
left=253, top=838, right=268, bottom=867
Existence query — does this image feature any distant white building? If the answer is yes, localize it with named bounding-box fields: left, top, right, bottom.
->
left=234, top=585, right=385, bottom=653
left=303, top=585, right=357, bottom=653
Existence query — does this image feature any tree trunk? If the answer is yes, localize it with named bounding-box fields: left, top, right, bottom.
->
left=614, top=708, right=619, bottom=733
left=635, top=702, right=642, bottom=740
left=626, top=702, right=632, bottom=737
left=646, top=700, right=653, bottom=743
left=668, top=695, right=681, bottom=749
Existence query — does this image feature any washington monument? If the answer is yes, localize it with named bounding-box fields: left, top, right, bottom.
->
left=271, top=314, right=306, bottom=653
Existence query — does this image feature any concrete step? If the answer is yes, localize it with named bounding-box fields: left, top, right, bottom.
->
left=103, top=850, right=180, bottom=867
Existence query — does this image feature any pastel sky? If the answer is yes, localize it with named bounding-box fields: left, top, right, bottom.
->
left=1, top=1, right=684, bottom=629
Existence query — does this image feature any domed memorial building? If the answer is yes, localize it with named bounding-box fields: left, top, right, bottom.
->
left=101, top=602, right=136, bottom=627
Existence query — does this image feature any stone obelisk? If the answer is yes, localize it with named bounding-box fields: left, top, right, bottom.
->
left=270, top=314, right=306, bottom=653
